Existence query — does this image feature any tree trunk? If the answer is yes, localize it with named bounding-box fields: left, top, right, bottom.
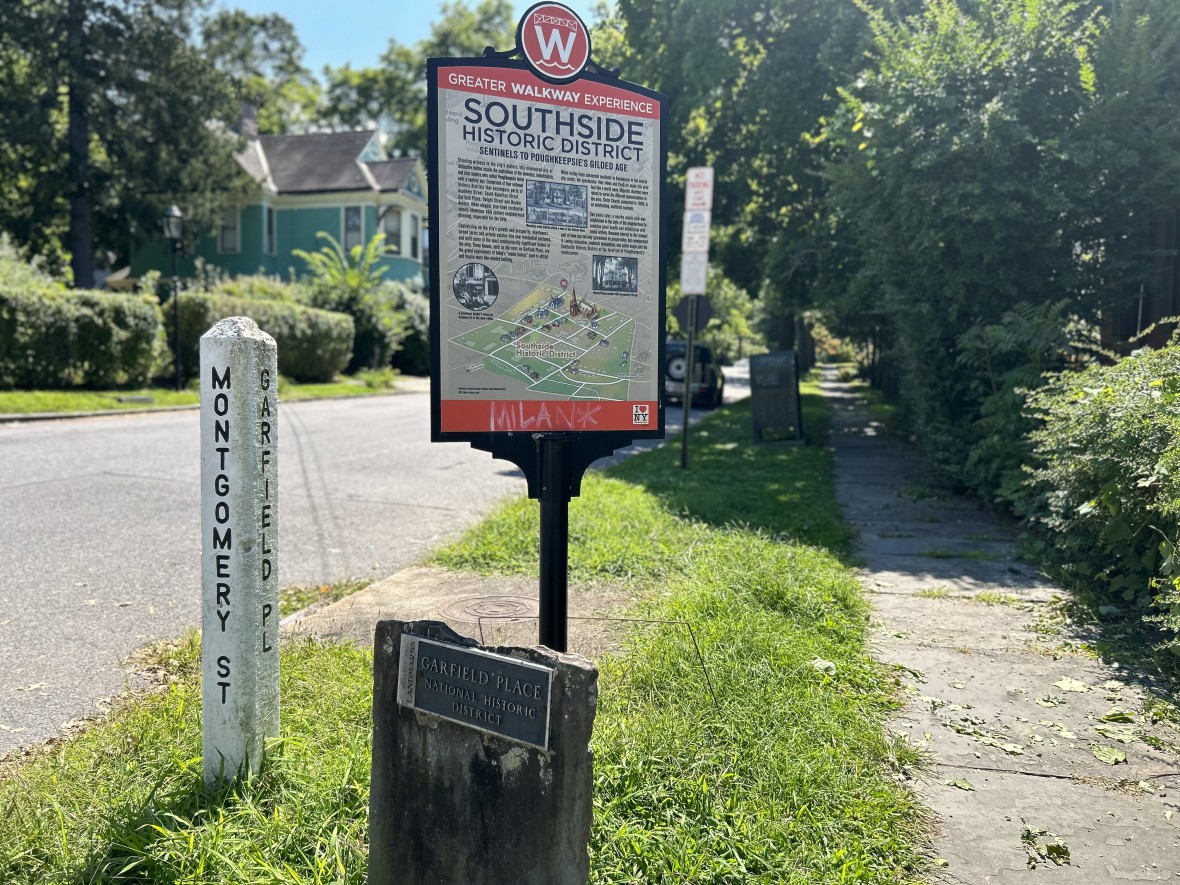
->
left=66, top=0, right=94, bottom=289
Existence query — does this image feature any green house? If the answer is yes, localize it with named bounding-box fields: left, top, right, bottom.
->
left=132, top=130, right=428, bottom=287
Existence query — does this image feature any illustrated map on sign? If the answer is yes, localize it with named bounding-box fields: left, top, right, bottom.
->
left=447, top=264, right=655, bottom=401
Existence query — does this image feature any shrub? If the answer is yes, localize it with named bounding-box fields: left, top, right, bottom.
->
left=295, top=233, right=411, bottom=372
left=1015, top=342, right=1180, bottom=636
left=205, top=273, right=306, bottom=303
left=170, top=292, right=354, bottom=383
left=0, top=284, right=166, bottom=389
left=391, top=288, right=430, bottom=376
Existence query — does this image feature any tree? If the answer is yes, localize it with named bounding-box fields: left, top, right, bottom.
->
left=823, top=0, right=1180, bottom=486
left=321, top=0, right=515, bottom=155
left=200, top=9, right=322, bottom=135
left=0, top=0, right=249, bottom=286
left=609, top=0, right=903, bottom=350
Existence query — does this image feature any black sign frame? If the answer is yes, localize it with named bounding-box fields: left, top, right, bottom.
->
left=427, top=54, right=668, bottom=498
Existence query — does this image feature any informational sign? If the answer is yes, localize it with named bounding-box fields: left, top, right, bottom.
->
left=429, top=3, right=666, bottom=439
left=681, top=210, right=711, bottom=254
left=397, top=634, right=553, bottom=750
left=685, top=166, right=714, bottom=211
left=680, top=252, right=708, bottom=296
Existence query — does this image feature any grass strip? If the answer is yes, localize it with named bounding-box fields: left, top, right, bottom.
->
left=0, top=373, right=417, bottom=415
left=0, top=385, right=928, bottom=883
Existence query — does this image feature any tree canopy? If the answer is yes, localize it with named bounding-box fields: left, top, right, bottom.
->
left=0, top=0, right=251, bottom=286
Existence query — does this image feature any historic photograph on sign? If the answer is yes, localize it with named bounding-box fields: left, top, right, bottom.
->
left=453, top=262, right=499, bottom=311
left=432, top=61, right=663, bottom=434
left=525, top=180, right=588, bottom=230
left=592, top=255, right=638, bottom=294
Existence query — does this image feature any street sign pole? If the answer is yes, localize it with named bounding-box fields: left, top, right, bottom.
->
left=680, top=295, right=698, bottom=470
left=538, top=434, right=572, bottom=650
left=679, top=166, right=713, bottom=471
left=427, top=3, right=668, bottom=652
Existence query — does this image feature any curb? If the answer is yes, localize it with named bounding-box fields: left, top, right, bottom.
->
left=1, top=380, right=432, bottom=425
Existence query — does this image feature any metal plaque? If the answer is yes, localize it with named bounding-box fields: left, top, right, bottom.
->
left=397, top=634, right=554, bottom=750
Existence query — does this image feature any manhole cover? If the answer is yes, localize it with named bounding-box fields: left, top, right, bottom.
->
left=439, top=595, right=538, bottom=624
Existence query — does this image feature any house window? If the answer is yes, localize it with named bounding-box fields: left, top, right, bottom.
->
left=382, top=209, right=402, bottom=255
left=264, top=206, right=276, bottom=255
left=218, top=206, right=239, bottom=253
left=343, top=206, right=362, bottom=252
left=410, top=215, right=420, bottom=261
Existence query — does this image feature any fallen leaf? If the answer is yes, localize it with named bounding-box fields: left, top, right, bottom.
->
left=15, top=683, right=48, bottom=692
left=1095, top=723, right=1137, bottom=744
left=945, top=778, right=975, bottom=791
left=1036, top=695, right=1065, bottom=708
left=1042, top=840, right=1071, bottom=866
left=1166, top=810, right=1174, bottom=820
left=1054, top=677, right=1089, bottom=693
left=1092, top=745, right=1127, bottom=765
left=812, top=659, right=836, bottom=676
left=1099, top=707, right=1136, bottom=723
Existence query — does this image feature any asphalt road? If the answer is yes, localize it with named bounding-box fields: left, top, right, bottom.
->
left=0, top=382, right=738, bottom=755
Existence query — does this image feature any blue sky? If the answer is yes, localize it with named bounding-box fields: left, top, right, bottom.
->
left=213, top=1, right=607, bottom=75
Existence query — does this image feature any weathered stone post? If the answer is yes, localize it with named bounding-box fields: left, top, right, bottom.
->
left=200, top=317, right=280, bottom=785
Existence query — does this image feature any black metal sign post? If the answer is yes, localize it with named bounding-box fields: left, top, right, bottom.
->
left=679, top=295, right=697, bottom=470
left=427, top=2, right=668, bottom=651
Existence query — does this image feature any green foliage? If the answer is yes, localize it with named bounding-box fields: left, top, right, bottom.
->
left=0, top=638, right=373, bottom=883
left=295, top=232, right=410, bottom=372
left=615, top=0, right=878, bottom=346
left=1013, top=343, right=1180, bottom=637
left=202, top=271, right=306, bottom=304
left=823, top=0, right=1180, bottom=489
left=0, top=0, right=251, bottom=284
left=171, top=291, right=353, bottom=383
left=199, top=9, right=322, bottom=135
left=0, top=244, right=165, bottom=389
left=666, top=265, right=764, bottom=363
left=390, top=288, right=430, bottom=376
left=955, top=301, right=1086, bottom=504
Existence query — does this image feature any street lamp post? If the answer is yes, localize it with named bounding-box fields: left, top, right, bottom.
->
left=162, top=205, right=184, bottom=391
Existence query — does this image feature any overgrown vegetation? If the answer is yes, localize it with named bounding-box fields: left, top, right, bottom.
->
left=824, top=0, right=1180, bottom=490
left=294, top=233, right=412, bottom=373
left=1013, top=341, right=1180, bottom=639
left=0, top=390, right=927, bottom=883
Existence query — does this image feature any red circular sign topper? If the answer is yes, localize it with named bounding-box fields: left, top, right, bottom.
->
left=517, top=2, right=591, bottom=83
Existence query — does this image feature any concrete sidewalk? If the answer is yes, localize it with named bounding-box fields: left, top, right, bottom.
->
left=822, top=368, right=1180, bottom=882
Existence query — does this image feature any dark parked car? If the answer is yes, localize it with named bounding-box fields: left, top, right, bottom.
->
left=664, top=340, right=724, bottom=408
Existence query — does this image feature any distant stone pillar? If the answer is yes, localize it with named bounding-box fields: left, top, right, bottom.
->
left=200, top=317, right=280, bottom=785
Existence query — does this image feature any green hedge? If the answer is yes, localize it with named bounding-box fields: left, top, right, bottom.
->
left=1015, top=343, right=1180, bottom=635
left=171, top=292, right=354, bottom=383
left=0, top=284, right=165, bottom=389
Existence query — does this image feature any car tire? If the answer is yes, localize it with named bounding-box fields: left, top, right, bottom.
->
left=666, top=355, right=687, bottom=381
